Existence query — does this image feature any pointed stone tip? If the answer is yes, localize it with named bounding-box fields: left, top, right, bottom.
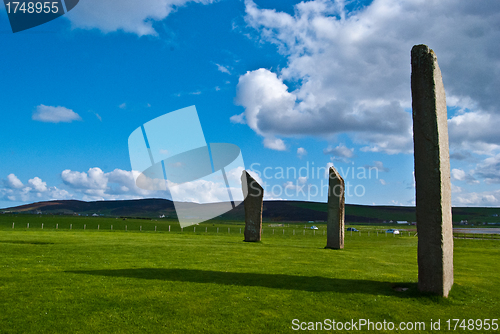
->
left=242, top=169, right=253, bottom=180
left=329, top=166, right=344, bottom=181
left=241, top=169, right=249, bottom=183
left=242, top=170, right=263, bottom=190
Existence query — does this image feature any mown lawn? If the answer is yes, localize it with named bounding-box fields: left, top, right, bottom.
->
left=0, top=216, right=499, bottom=333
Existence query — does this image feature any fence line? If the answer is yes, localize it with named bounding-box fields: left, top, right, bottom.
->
left=5, top=223, right=500, bottom=239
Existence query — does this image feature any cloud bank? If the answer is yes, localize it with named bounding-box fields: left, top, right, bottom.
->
left=233, top=0, right=500, bottom=155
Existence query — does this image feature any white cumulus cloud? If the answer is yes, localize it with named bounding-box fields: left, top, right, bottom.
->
left=60, top=168, right=163, bottom=200
left=454, top=190, right=500, bottom=206
left=448, top=111, right=500, bottom=155
left=472, top=153, right=500, bottom=184
left=62, top=167, right=108, bottom=190
left=32, top=105, right=81, bottom=123
left=5, top=174, right=24, bottom=189
left=167, top=178, right=232, bottom=204
left=66, top=0, right=216, bottom=36
left=1, top=175, right=72, bottom=203
left=323, top=144, right=354, bottom=158
left=263, top=137, right=286, bottom=151
left=297, top=147, right=307, bottom=159
left=451, top=168, right=479, bottom=184
left=28, top=177, right=48, bottom=192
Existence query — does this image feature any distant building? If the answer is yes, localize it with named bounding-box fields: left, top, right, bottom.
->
left=92, top=213, right=99, bottom=217
left=397, top=221, right=409, bottom=224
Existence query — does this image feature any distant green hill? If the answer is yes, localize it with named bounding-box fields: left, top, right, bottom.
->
left=2, top=199, right=499, bottom=224
left=0, top=199, right=177, bottom=218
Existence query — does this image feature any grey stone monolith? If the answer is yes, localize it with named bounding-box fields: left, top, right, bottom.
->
left=325, top=166, right=345, bottom=249
left=411, top=44, right=453, bottom=297
left=242, top=170, right=263, bottom=242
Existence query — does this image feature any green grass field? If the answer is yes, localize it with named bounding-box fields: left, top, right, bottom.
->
left=0, top=215, right=499, bottom=333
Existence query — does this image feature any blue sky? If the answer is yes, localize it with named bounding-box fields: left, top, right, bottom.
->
left=1, top=0, right=500, bottom=209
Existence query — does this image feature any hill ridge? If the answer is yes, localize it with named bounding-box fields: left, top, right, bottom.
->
left=2, top=199, right=499, bottom=224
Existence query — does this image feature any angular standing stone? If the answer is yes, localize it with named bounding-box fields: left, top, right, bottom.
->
left=411, top=44, right=453, bottom=297
left=242, top=170, right=263, bottom=242
left=325, top=166, right=345, bottom=249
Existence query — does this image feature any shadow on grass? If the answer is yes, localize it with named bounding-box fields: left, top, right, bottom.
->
left=68, top=268, right=419, bottom=298
left=0, top=240, right=54, bottom=245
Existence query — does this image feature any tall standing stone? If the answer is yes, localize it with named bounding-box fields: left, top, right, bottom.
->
left=242, top=170, right=263, bottom=242
left=325, top=166, right=345, bottom=249
left=411, top=44, right=453, bottom=297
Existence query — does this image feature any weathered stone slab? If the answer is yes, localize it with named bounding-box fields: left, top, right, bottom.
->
left=411, top=44, right=454, bottom=297
left=325, top=166, right=345, bottom=249
left=242, top=170, right=263, bottom=242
